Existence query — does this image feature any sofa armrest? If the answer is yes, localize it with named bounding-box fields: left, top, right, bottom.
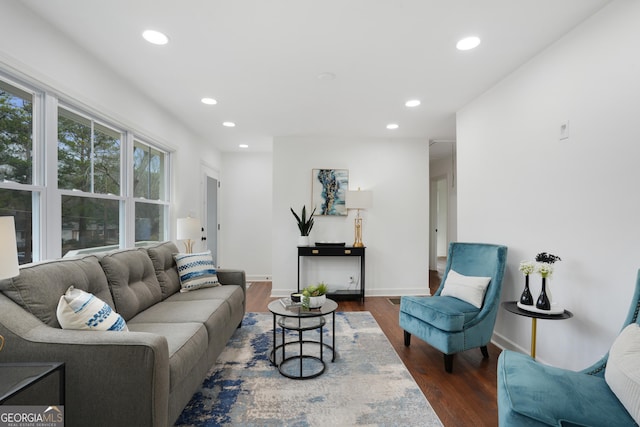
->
left=217, top=269, right=246, bottom=292
left=0, top=293, right=170, bottom=427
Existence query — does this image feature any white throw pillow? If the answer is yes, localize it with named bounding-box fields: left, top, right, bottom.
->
left=605, top=323, right=640, bottom=424
left=174, top=250, right=220, bottom=292
left=440, top=269, right=491, bottom=308
left=56, top=286, right=128, bottom=331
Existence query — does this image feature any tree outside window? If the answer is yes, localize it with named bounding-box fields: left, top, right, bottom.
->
left=58, top=107, right=121, bottom=255
left=0, top=81, right=35, bottom=264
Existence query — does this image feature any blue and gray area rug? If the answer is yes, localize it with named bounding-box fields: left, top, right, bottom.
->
left=175, top=311, right=443, bottom=426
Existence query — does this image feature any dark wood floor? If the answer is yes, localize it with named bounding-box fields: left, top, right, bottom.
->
left=246, top=270, right=500, bottom=427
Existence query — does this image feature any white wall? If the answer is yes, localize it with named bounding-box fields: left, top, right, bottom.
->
left=272, top=136, right=429, bottom=297
left=457, top=0, right=640, bottom=369
left=220, top=152, right=273, bottom=277
left=0, top=1, right=222, bottom=251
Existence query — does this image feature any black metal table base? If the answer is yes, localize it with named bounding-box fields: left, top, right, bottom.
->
left=269, top=312, right=336, bottom=379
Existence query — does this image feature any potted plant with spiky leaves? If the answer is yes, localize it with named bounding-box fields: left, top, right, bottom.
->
left=291, top=205, right=316, bottom=246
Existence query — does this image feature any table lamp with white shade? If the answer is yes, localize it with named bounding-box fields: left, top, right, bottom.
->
left=176, top=216, right=201, bottom=253
left=346, top=188, right=372, bottom=248
left=0, top=216, right=20, bottom=352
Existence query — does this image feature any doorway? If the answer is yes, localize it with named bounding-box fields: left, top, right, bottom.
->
left=202, top=163, right=219, bottom=266
left=429, top=175, right=448, bottom=270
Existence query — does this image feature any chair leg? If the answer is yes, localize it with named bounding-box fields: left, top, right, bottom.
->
left=444, top=354, right=454, bottom=373
left=404, top=330, right=411, bottom=346
left=480, top=345, right=489, bottom=358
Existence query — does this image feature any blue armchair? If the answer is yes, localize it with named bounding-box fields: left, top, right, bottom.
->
left=399, top=242, right=508, bottom=373
left=497, top=270, right=640, bottom=426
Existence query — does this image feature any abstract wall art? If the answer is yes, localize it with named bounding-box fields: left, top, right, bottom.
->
left=312, top=169, right=348, bottom=216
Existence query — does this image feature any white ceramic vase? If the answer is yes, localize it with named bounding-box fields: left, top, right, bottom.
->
left=307, top=294, right=326, bottom=308
left=298, top=236, right=310, bottom=246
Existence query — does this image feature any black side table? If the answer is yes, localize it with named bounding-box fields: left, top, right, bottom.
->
left=0, top=362, right=65, bottom=405
left=502, top=301, right=573, bottom=359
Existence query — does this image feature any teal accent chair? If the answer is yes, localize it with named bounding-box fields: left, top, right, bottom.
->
left=497, top=270, right=640, bottom=426
left=399, top=242, right=508, bottom=373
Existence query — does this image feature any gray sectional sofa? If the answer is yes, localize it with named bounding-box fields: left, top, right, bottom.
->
left=0, top=241, right=246, bottom=427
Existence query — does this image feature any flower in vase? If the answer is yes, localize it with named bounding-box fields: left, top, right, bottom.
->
left=519, top=261, right=536, bottom=276
left=536, top=262, right=554, bottom=278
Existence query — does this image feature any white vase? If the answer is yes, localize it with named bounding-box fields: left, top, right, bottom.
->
left=307, top=294, right=326, bottom=308
left=298, top=236, right=310, bottom=246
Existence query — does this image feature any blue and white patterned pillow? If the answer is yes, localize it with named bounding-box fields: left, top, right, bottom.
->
left=174, top=250, right=220, bottom=292
left=56, top=286, right=128, bottom=331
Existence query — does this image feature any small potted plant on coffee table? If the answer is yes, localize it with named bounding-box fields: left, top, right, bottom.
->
left=302, top=282, right=328, bottom=309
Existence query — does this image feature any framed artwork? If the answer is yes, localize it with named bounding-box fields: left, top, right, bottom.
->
left=312, top=169, right=349, bottom=216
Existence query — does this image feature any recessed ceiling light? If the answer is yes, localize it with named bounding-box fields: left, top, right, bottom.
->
left=456, top=36, right=481, bottom=51
left=386, top=123, right=399, bottom=130
left=405, top=100, right=421, bottom=107
left=223, top=122, right=236, bottom=127
left=142, top=29, right=169, bottom=45
left=239, top=144, right=249, bottom=149
left=201, top=97, right=217, bottom=105
left=317, top=72, right=336, bottom=81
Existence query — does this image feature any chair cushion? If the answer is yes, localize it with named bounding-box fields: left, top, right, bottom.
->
left=498, top=350, right=635, bottom=426
left=605, top=323, right=640, bottom=424
left=400, top=295, right=479, bottom=332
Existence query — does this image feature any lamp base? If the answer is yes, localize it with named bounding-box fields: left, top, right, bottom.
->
left=183, top=239, right=194, bottom=254
left=352, top=216, right=364, bottom=248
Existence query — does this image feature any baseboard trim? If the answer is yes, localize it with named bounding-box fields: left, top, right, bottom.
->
left=246, top=275, right=272, bottom=282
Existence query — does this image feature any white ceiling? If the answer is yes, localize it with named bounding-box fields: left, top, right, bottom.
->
left=22, top=0, right=611, bottom=153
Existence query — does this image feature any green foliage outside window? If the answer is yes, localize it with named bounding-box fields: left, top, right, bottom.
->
left=0, top=84, right=34, bottom=264
left=58, top=108, right=122, bottom=255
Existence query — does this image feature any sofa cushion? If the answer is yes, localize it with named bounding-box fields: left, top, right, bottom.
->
left=127, top=322, right=207, bottom=392
left=605, top=323, right=640, bottom=424
left=128, top=299, right=233, bottom=354
left=146, top=241, right=181, bottom=299
left=0, top=255, right=113, bottom=328
left=57, top=286, right=128, bottom=331
left=400, top=295, right=479, bottom=332
left=498, top=350, right=635, bottom=426
left=99, top=248, right=163, bottom=320
left=173, top=251, right=219, bottom=292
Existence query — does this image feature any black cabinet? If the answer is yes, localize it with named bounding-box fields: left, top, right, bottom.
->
left=297, top=246, right=365, bottom=302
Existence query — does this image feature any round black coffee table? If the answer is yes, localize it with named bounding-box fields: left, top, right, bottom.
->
left=267, top=298, right=337, bottom=379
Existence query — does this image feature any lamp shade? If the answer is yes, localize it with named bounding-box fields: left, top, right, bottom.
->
left=0, top=216, right=19, bottom=280
left=346, top=190, right=372, bottom=210
left=176, top=217, right=201, bottom=241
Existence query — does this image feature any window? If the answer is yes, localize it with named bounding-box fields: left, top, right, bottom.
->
left=0, top=72, right=172, bottom=261
left=0, top=79, right=37, bottom=264
left=133, top=140, right=168, bottom=243
left=58, top=107, right=122, bottom=256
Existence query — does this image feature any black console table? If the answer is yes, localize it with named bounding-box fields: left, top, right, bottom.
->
left=297, top=246, right=365, bottom=302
